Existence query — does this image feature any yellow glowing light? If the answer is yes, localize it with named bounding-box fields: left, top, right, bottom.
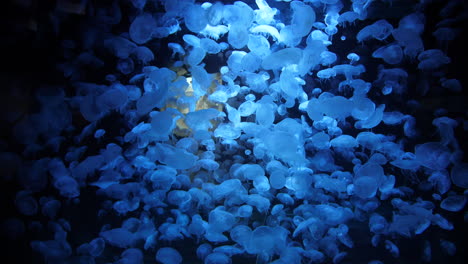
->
left=163, top=67, right=224, bottom=137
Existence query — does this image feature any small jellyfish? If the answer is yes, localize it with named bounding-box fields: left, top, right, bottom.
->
left=433, top=27, right=458, bottom=50
left=317, top=68, right=337, bottom=80
left=94, top=129, right=106, bottom=138
left=347, top=53, right=360, bottom=63
left=117, top=58, right=134, bottom=75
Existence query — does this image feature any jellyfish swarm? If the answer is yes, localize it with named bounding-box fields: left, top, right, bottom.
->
left=2, top=1, right=468, bottom=264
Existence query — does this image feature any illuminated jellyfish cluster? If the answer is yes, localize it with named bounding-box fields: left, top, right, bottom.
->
left=2, top=0, right=468, bottom=264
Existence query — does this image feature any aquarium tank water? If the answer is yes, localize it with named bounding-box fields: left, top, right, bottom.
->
left=1, top=0, right=468, bottom=263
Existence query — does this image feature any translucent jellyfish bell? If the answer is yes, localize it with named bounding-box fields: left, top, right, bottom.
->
left=347, top=53, right=360, bottom=64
